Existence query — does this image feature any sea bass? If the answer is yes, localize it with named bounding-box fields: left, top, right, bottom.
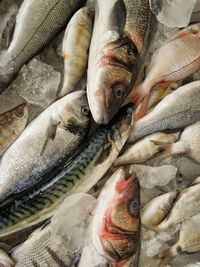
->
left=87, top=0, right=156, bottom=124
left=92, top=168, right=140, bottom=267
left=0, top=0, right=86, bottom=93
left=152, top=121, right=200, bottom=163
left=0, top=103, right=28, bottom=156
left=0, top=104, right=132, bottom=237
left=157, top=213, right=200, bottom=267
left=128, top=23, right=200, bottom=120
left=128, top=81, right=200, bottom=144
left=58, top=6, right=94, bottom=98
left=114, top=132, right=179, bottom=166
left=0, top=90, right=91, bottom=202
left=12, top=193, right=96, bottom=267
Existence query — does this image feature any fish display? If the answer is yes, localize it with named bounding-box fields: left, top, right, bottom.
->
left=114, top=132, right=179, bottom=166
left=87, top=0, right=156, bottom=124
left=0, top=104, right=132, bottom=237
left=158, top=214, right=200, bottom=267
left=151, top=177, right=200, bottom=232
left=0, top=103, right=28, bottom=156
left=11, top=193, right=96, bottom=267
left=0, top=90, right=91, bottom=202
left=0, top=0, right=86, bottom=93
left=127, top=23, right=200, bottom=120
left=92, top=168, right=140, bottom=267
left=152, top=121, right=200, bottom=163
left=128, top=81, right=200, bottom=144
left=141, top=191, right=178, bottom=229
left=58, top=6, right=93, bottom=98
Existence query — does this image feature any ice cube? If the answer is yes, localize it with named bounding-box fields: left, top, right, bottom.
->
left=130, top=165, right=177, bottom=188
left=12, top=59, right=61, bottom=108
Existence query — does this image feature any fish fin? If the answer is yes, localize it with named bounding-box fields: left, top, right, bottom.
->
left=95, top=142, right=112, bottom=165
left=150, top=140, right=172, bottom=149
left=149, top=141, right=175, bottom=161
left=134, top=92, right=150, bottom=120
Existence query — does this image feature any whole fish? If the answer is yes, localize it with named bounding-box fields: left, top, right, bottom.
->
left=0, top=0, right=86, bottom=93
left=87, top=0, right=156, bottom=124
left=157, top=214, right=200, bottom=267
left=152, top=177, right=200, bottom=232
left=152, top=121, right=200, bottom=163
left=0, top=248, right=15, bottom=267
left=11, top=193, right=96, bottom=267
left=92, top=168, right=140, bottom=267
left=128, top=81, right=200, bottom=144
left=0, top=104, right=132, bottom=237
left=114, top=132, right=179, bottom=166
left=0, top=103, right=28, bottom=156
left=57, top=6, right=93, bottom=98
left=0, top=90, right=91, bottom=202
left=127, top=23, right=200, bottom=120
left=141, top=191, right=178, bottom=229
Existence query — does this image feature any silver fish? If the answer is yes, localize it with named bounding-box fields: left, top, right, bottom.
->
left=11, top=193, right=96, bottom=267
left=0, top=0, right=86, bottom=93
left=128, top=81, right=200, bottom=144
left=0, top=103, right=28, bottom=156
left=0, top=90, right=91, bottom=202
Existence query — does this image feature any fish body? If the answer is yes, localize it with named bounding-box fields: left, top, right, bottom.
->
left=0, top=104, right=132, bottom=237
left=128, top=81, right=200, bottom=144
left=58, top=6, right=94, bottom=98
left=114, top=132, right=179, bottom=166
left=158, top=213, right=200, bottom=267
left=92, top=168, right=140, bottom=267
left=152, top=121, right=200, bottom=163
left=0, top=0, right=86, bottom=93
left=131, top=23, right=200, bottom=120
left=141, top=191, right=178, bottom=229
left=154, top=182, right=200, bottom=232
left=0, top=90, right=91, bottom=202
left=87, top=0, right=155, bottom=124
left=0, top=103, right=28, bottom=156
left=12, top=193, right=96, bottom=267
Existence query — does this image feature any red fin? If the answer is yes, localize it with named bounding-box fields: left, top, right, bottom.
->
left=134, top=92, right=150, bottom=120
left=122, top=85, right=140, bottom=106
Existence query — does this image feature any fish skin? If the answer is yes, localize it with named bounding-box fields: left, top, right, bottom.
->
left=87, top=0, right=156, bottom=124
left=157, top=213, right=200, bottom=267
left=92, top=168, right=140, bottom=267
left=0, top=90, right=91, bottom=203
left=0, top=248, right=15, bottom=267
left=0, top=0, right=86, bottom=93
left=11, top=193, right=96, bottom=267
left=128, top=81, right=200, bottom=144
left=0, top=103, right=28, bottom=156
left=191, top=0, right=200, bottom=23
left=57, top=6, right=94, bottom=98
left=131, top=23, right=200, bottom=120
left=0, top=104, right=132, bottom=237
left=114, top=132, right=179, bottom=166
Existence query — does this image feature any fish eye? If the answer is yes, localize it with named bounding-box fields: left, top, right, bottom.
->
left=113, top=84, right=125, bottom=100
left=128, top=199, right=139, bottom=216
left=81, top=106, right=90, bottom=116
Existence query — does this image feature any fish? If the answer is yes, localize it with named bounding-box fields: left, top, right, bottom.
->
left=87, top=0, right=156, bottom=124
left=127, top=23, right=200, bottom=120
left=128, top=81, right=200, bottom=144
left=11, top=193, right=96, bottom=267
left=152, top=179, right=200, bottom=232
left=141, top=191, right=178, bottom=230
left=0, top=104, right=132, bottom=237
left=92, top=168, right=140, bottom=267
left=114, top=132, right=179, bottom=166
left=157, top=213, right=200, bottom=267
left=0, top=248, right=15, bottom=267
left=0, top=0, right=86, bottom=93
left=0, top=103, right=28, bottom=156
left=57, top=6, right=94, bottom=98
left=0, top=90, right=91, bottom=202
left=152, top=121, right=200, bottom=163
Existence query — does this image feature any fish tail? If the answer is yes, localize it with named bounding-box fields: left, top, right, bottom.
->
left=134, top=91, right=150, bottom=120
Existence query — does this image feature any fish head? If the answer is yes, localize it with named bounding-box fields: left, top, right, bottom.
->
left=88, top=38, right=139, bottom=124
left=100, top=171, right=140, bottom=261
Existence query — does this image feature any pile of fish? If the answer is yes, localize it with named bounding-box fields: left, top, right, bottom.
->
left=0, top=0, right=200, bottom=266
